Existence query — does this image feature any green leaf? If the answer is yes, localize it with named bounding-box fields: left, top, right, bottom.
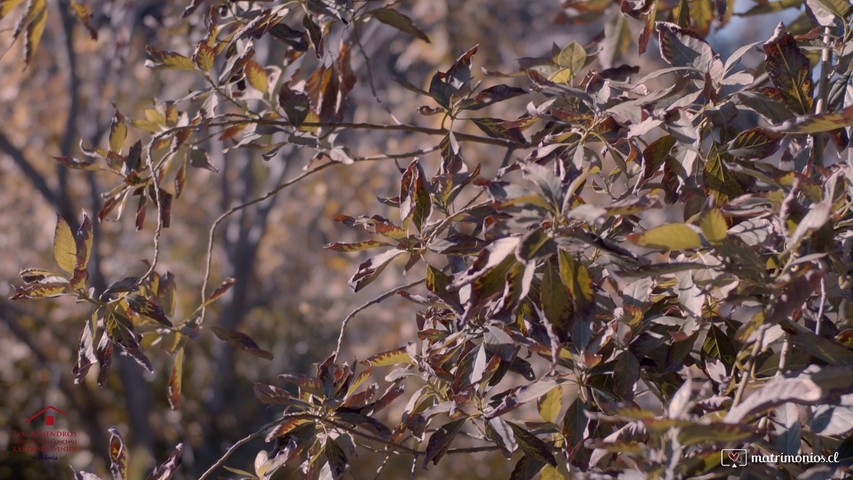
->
left=23, top=0, right=46, bottom=64
left=699, top=209, right=727, bottom=245
left=108, top=108, right=126, bottom=153
left=614, top=350, right=640, bottom=399
left=727, top=128, right=783, bottom=159
left=553, top=41, right=586, bottom=81
left=509, top=456, right=545, bottom=480
left=367, top=347, right=413, bottom=367
left=211, top=327, right=273, bottom=360
left=702, top=325, right=737, bottom=369
left=105, top=305, right=152, bottom=372
left=516, top=228, right=555, bottom=263
left=53, top=215, right=77, bottom=274
left=508, top=422, right=558, bottom=466
left=193, top=42, right=215, bottom=72
left=632, top=224, right=702, bottom=250
left=539, top=465, right=565, bottom=480
left=770, top=104, right=853, bottom=134
left=678, top=423, right=754, bottom=445
left=370, top=7, right=429, bottom=43
left=703, top=152, right=743, bottom=202
left=145, top=46, right=195, bottom=70
left=471, top=117, right=527, bottom=144
left=324, top=240, right=387, bottom=252
left=244, top=60, right=268, bottom=94
left=762, top=24, right=814, bottom=115
left=537, top=386, right=562, bottom=423
left=540, top=259, right=572, bottom=341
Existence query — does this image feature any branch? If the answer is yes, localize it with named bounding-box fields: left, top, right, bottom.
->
left=333, top=276, right=426, bottom=360
left=0, top=131, right=58, bottom=207
left=197, top=416, right=283, bottom=480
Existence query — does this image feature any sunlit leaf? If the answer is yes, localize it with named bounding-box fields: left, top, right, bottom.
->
left=145, top=46, right=195, bottom=70
left=244, top=60, right=269, bottom=94
left=537, top=386, right=562, bottom=423
left=144, top=443, right=182, bottom=480
left=53, top=215, right=77, bottom=274
left=727, top=128, right=783, bottom=159
left=367, top=347, right=413, bottom=367
left=632, top=223, right=702, bottom=250
left=699, top=209, right=727, bottom=245
left=23, top=0, right=46, bottom=64
left=108, top=427, right=127, bottom=480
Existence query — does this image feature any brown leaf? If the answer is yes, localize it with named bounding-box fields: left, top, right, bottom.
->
left=211, top=327, right=273, bottom=360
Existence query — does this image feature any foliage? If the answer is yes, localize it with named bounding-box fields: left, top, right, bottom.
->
left=6, top=0, right=853, bottom=478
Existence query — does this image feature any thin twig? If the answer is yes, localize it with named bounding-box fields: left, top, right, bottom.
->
left=353, top=19, right=401, bottom=125
left=333, top=276, right=426, bottom=360
left=816, top=275, right=826, bottom=334
left=813, top=25, right=833, bottom=168
left=141, top=133, right=167, bottom=281
left=732, top=324, right=766, bottom=408
left=198, top=417, right=282, bottom=480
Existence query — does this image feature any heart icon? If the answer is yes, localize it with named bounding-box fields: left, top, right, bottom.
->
left=728, top=451, right=741, bottom=464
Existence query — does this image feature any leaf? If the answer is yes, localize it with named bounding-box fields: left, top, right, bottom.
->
left=193, top=42, right=215, bottom=72
left=303, top=13, right=323, bottom=58
left=508, top=422, right=558, bottom=466
left=428, top=45, right=478, bottom=108
left=125, top=293, right=172, bottom=327
left=96, top=332, right=113, bottom=387
left=655, top=22, right=713, bottom=72
left=189, top=148, right=219, bottom=173
left=400, top=159, right=431, bottom=232
left=145, top=46, right=195, bottom=70
left=144, top=443, right=182, bottom=480
left=702, top=325, right=737, bottom=369
left=631, top=224, right=702, bottom=250
left=762, top=24, right=814, bottom=115
left=108, top=426, right=127, bottom=480
left=327, top=241, right=389, bottom=253
left=423, top=418, right=465, bottom=467
left=509, top=455, right=545, bottom=480
left=699, top=209, right=727, bottom=244
left=769, top=104, right=853, bottom=134
left=348, top=248, right=406, bottom=292
left=725, top=366, right=853, bottom=423
left=11, top=282, right=68, bottom=300
left=727, top=128, right=783, bottom=159
left=367, top=347, right=413, bottom=367
left=211, top=327, right=274, bottom=360
left=324, top=438, right=347, bottom=479
left=23, top=0, right=46, bottom=64
left=54, top=215, right=77, bottom=274
left=71, top=469, right=106, bottom=480
left=370, top=7, right=429, bottom=43
left=703, top=152, right=743, bottom=202
left=614, top=350, right=640, bottom=399
left=553, top=41, right=587, bottom=81
left=167, top=348, right=183, bottom=410
left=471, top=117, right=527, bottom=144
left=108, top=108, right=126, bottom=153
left=75, top=212, right=93, bottom=271
left=105, top=306, right=152, bottom=373
left=0, top=0, right=25, bottom=18
left=244, top=60, right=268, bottom=94
left=540, top=259, right=572, bottom=342
left=537, top=386, right=562, bottom=423
left=678, top=423, right=754, bottom=445
left=204, top=277, right=236, bottom=306
left=73, top=313, right=98, bottom=384
left=69, top=1, right=97, bottom=39
left=54, top=155, right=98, bottom=170
left=485, top=417, right=518, bottom=457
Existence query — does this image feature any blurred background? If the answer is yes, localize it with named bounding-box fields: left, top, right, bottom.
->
left=0, top=0, right=800, bottom=478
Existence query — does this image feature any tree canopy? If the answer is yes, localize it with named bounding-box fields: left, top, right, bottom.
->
left=2, top=0, right=853, bottom=479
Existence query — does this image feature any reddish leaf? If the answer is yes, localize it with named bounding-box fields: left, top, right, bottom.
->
left=73, top=315, right=98, bottom=384
left=348, top=248, right=406, bottom=292
left=471, top=117, right=527, bottom=144
left=11, top=282, right=69, bottom=300
left=108, top=427, right=127, bottom=480
left=69, top=1, right=97, bottom=39
left=423, top=418, right=465, bottom=467
left=54, top=155, right=98, bottom=170
left=211, top=327, right=273, bottom=360
left=96, top=332, right=113, bottom=387
left=400, top=159, right=431, bottom=232
left=204, top=277, right=236, bottom=306
left=762, top=24, right=814, bottom=115
left=106, top=306, right=153, bottom=373
left=144, top=443, right=182, bottom=480
left=145, top=46, right=195, bottom=70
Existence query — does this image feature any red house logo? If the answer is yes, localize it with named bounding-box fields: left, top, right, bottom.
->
left=25, top=406, right=66, bottom=426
